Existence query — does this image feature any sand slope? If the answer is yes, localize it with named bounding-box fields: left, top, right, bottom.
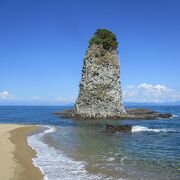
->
left=0, top=124, right=43, bottom=180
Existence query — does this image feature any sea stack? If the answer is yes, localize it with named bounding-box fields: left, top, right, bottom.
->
left=74, top=29, right=127, bottom=118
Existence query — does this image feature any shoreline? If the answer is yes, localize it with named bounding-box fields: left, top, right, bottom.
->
left=0, top=124, right=44, bottom=180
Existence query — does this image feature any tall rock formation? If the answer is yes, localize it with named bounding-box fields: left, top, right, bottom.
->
left=74, top=29, right=126, bottom=118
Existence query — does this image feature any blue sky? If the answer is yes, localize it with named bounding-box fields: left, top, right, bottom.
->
left=0, top=0, right=180, bottom=105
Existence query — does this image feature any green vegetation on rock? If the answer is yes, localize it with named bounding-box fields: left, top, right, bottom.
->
left=89, top=29, right=118, bottom=51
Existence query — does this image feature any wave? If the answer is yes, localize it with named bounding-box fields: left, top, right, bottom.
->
left=27, top=126, right=103, bottom=180
left=172, top=114, right=178, bottom=118
left=132, top=126, right=176, bottom=133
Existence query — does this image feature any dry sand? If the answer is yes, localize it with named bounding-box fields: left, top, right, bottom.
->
left=0, top=124, right=44, bottom=180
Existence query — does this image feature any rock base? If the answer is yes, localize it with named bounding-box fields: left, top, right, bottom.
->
left=54, top=108, right=172, bottom=120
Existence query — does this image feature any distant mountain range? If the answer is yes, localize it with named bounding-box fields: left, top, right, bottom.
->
left=124, top=101, right=180, bottom=106
left=60, top=101, right=180, bottom=107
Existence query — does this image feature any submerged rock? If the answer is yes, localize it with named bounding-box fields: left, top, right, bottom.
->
left=73, top=29, right=126, bottom=118
left=106, top=124, right=132, bottom=133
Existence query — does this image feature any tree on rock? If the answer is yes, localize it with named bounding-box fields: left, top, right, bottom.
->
left=89, top=29, right=118, bottom=51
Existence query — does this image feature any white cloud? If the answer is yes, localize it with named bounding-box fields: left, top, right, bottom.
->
left=56, top=96, right=75, bottom=104
left=0, top=91, right=15, bottom=100
left=32, top=96, right=41, bottom=100
left=123, top=83, right=180, bottom=103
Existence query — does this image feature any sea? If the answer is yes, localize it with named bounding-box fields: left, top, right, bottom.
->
left=0, top=106, right=179, bottom=180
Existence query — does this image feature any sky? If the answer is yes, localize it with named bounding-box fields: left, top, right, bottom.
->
left=0, top=0, right=180, bottom=105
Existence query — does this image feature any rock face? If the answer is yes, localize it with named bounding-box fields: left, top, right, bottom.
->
left=74, top=29, right=126, bottom=118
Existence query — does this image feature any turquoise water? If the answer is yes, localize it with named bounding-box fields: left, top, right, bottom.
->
left=0, top=106, right=179, bottom=179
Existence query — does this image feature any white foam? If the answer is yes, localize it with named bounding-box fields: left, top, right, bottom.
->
left=28, top=126, right=103, bottom=180
left=107, top=157, right=115, bottom=161
left=132, top=126, right=175, bottom=133
left=172, top=114, right=178, bottom=118
left=43, top=126, right=57, bottom=133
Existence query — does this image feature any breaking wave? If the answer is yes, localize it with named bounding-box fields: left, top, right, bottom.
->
left=172, top=114, right=178, bottom=118
left=27, top=126, right=104, bottom=180
left=132, top=126, right=176, bottom=133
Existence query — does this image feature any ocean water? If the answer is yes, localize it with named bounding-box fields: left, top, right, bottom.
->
left=0, top=106, right=179, bottom=180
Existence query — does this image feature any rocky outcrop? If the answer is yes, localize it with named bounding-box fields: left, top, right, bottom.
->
left=54, top=108, right=173, bottom=120
left=73, top=29, right=126, bottom=118
left=126, top=108, right=172, bottom=119
left=54, top=29, right=173, bottom=120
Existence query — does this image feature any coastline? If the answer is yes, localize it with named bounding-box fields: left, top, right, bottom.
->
left=0, top=124, right=44, bottom=180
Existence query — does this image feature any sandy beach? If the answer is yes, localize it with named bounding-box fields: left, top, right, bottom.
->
left=0, top=124, right=43, bottom=180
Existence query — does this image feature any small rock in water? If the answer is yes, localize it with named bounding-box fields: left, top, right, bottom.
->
left=106, top=124, right=132, bottom=133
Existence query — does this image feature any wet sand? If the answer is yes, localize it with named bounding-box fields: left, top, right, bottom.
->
left=0, top=124, right=43, bottom=180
